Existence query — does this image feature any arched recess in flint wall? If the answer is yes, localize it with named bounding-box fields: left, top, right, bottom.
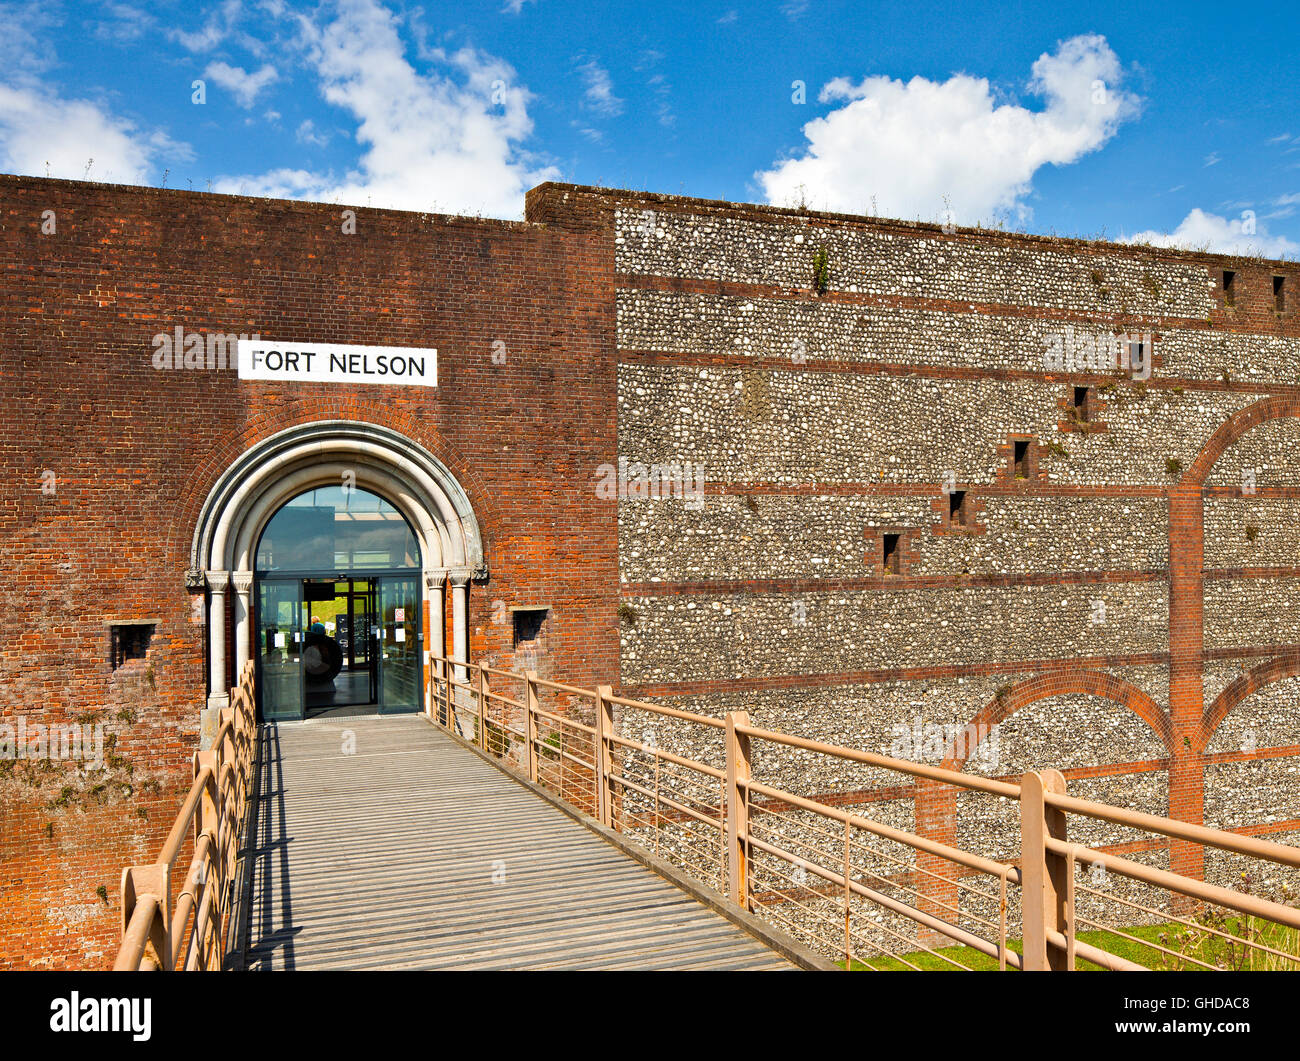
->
left=189, top=420, right=487, bottom=730
left=1175, top=396, right=1300, bottom=740
left=1199, top=649, right=1300, bottom=752
left=940, top=669, right=1173, bottom=771
left=1181, top=396, right=1300, bottom=487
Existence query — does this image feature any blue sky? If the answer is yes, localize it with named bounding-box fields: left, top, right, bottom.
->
left=2, top=0, right=1299, bottom=256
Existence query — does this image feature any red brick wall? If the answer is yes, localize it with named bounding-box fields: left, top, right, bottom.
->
left=0, top=174, right=618, bottom=967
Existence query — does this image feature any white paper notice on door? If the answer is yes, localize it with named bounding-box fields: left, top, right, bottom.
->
left=395, top=627, right=406, bottom=642
left=274, top=632, right=286, bottom=648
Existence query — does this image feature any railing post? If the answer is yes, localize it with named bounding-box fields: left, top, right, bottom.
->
left=120, top=863, right=170, bottom=970
left=725, top=710, right=752, bottom=909
left=443, top=659, right=454, bottom=732
left=594, top=685, right=614, bottom=827
left=525, top=671, right=540, bottom=783
left=476, top=663, right=487, bottom=747
left=195, top=751, right=218, bottom=845
left=1020, top=769, right=1069, bottom=970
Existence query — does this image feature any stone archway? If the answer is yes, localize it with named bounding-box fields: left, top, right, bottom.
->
left=190, top=420, right=486, bottom=741
left=1164, top=396, right=1300, bottom=877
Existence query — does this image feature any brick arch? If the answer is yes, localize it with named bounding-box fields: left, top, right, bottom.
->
left=1181, top=395, right=1300, bottom=488
left=164, top=398, right=497, bottom=571
left=1199, top=649, right=1300, bottom=751
left=940, top=669, right=1173, bottom=770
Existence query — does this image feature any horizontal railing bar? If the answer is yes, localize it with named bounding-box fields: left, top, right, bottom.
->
left=530, top=675, right=597, bottom=697
left=609, top=775, right=727, bottom=830
left=530, top=704, right=597, bottom=735
left=1046, top=931, right=1147, bottom=971
left=1045, top=790, right=1300, bottom=867
left=604, top=692, right=728, bottom=728
left=157, top=765, right=215, bottom=868
left=1050, top=840, right=1300, bottom=930
left=606, top=735, right=727, bottom=779
left=1074, top=882, right=1300, bottom=963
left=745, top=779, right=1022, bottom=884
left=736, top=723, right=1021, bottom=798
left=743, top=831, right=1023, bottom=970
left=114, top=899, right=160, bottom=971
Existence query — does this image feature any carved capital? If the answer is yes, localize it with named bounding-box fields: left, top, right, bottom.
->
left=424, top=569, right=449, bottom=592
left=448, top=568, right=473, bottom=589
left=205, top=569, right=230, bottom=592
left=231, top=571, right=255, bottom=595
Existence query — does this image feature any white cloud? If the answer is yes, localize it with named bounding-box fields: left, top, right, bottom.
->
left=204, top=61, right=279, bottom=108
left=170, top=0, right=239, bottom=51
left=577, top=58, right=623, bottom=118
left=89, top=3, right=154, bottom=43
left=213, top=0, right=558, bottom=217
left=756, top=34, right=1140, bottom=224
left=295, top=118, right=329, bottom=146
left=1124, top=208, right=1299, bottom=258
left=0, top=3, right=189, bottom=184
left=0, top=82, right=191, bottom=183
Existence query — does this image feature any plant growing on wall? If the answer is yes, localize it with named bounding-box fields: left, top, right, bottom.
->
left=812, top=245, right=831, bottom=294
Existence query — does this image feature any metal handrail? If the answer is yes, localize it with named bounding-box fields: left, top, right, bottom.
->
left=428, top=652, right=1300, bottom=971
left=113, top=661, right=258, bottom=971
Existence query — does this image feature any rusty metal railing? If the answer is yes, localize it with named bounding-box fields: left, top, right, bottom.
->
left=428, top=654, right=1300, bottom=971
left=114, top=661, right=257, bottom=971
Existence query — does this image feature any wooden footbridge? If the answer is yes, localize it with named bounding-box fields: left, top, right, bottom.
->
left=233, top=715, right=796, bottom=970
left=113, top=659, right=1300, bottom=973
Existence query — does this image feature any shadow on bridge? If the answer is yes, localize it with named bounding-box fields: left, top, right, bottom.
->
left=229, top=715, right=794, bottom=970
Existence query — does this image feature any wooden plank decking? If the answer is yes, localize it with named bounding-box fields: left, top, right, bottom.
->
left=236, top=714, right=795, bottom=970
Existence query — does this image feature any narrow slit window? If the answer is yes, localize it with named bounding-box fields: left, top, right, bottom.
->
left=882, top=533, right=901, bottom=574
left=1275, top=275, right=1286, bottom=313
left=110, top=624, right=155, bottom=670
left=1223, top=270, right=1236, bottom=307
left=948, top=490, right=967, bottom=527
left=512, top=607, right=548, bottom=648
left=1013, top=440, right=1031, bottom=479
left=1072, top=386, right=1091, bottom=422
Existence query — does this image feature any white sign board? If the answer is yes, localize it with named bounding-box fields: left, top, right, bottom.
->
left=237, top=340, right=437, bottom=388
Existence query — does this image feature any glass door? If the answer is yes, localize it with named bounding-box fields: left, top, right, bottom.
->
left=377, top=575, right=421, bottom=714
left=257, top=578, right=305, bottom=721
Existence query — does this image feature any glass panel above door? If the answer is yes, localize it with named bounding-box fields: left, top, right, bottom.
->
left=255, top=486, right=420, bottom=574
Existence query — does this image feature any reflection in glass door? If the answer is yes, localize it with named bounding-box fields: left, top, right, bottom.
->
left=258, top=579, right=304, bottom=721
left=378, top=575, right=420, bottom=714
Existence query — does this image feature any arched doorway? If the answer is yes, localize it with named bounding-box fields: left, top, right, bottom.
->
left=255, top=484, right=422, bottom=720
left=190, top=421, right=486, bottom=739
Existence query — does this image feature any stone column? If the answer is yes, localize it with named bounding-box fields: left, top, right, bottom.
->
left=449, top=568, right=472, bottom=685
left=425, top=569, right=448, bottom=677
left=203, top=569, right=230, bottom=749
left=232, top=570, right=254, bottom=675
